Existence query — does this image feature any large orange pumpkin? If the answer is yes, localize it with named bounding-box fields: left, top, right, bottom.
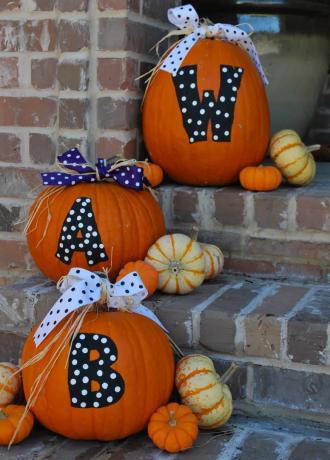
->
left=143, top=39, right=270, bottom=186
left=27, top=183, right=165, bottom=282
left=22, top=311, right=174, bottom=441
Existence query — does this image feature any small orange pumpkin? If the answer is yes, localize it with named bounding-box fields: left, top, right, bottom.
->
left=0, top=362, right=20, bottom=405
left=239, top=165, right=282, bottom=191
left=148, top=402, right=198, bottom=453
left=116, top=260, right=159, bottom=297
left=0, top=405, right=34, bottom=445
left=136, top=161, right=164, bottom=187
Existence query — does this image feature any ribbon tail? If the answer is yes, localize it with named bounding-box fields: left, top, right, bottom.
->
left=132, top=305, right=168, bottom=332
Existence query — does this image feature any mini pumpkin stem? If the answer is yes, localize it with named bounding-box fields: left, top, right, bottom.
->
left=168, top=410, right=177, bottom=427
left=306, top=144, right=321, bottom=153
left=221, top=363, right=238, bottom=384
left=191, top=226, right=199, bottom=241
left=0, top=409, right=7, bottom=420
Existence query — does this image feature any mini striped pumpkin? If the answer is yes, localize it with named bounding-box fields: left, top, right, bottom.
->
left=201, top=243, right=224, bottom=280
left=0, top=362, right=20, bottom=406
left=270, top=129, right=318, bottom=186
left=145, top=233, right=205, bottom=294
left=175, top=354, right=233, bottom=429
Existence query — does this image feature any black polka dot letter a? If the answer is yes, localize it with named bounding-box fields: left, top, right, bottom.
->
left=173, top=64, right=244, bottom=143
left=56, top=197, right=108, bottom=267
left=68, top=333, right=125, bottom=409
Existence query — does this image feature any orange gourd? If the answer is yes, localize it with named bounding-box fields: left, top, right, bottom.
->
left=148, top=402, right=198, bottom=453
left=27, top=183, right=165, bottom=282
left=239, top=165, right=282, bottom=191
left=136, top=161, right=164, bottom=187
left=22, top=311, right=174, bottom=441
left=0, top=362, right=20, bottom=405
left=143, top=39, right=270, bottom=186
left=116, top=260, right=159, bottom=297
left=0, top=405, right=34, bottom=445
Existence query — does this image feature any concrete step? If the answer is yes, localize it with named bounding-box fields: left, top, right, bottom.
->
left=1, top=415, right=330, bottom=459
left=1, top=274, right=330, bottom=426
left=158, top=163, right=330, bottom=283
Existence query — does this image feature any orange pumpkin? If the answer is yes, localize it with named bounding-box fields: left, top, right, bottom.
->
left=136, top=161, right=164, bottom=187
left=239, top=165, right=282, bottom=191
left=22, top=311, right=174, bottom=441
left=116, top=260, right=159, bottom=297
left=143, top=39, right=270, bottom=186
left=0, top=405, right=34, bottom=445
left=26, top=183, right=165, bottom=282
left=148, top=402, right=198, bottom=453
left=0, top=362, right=20, bottom=405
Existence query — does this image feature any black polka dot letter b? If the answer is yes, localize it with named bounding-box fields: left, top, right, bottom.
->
left=68, top=333, right=125, bottom=409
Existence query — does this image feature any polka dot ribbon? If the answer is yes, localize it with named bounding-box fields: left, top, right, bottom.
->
left=34, top=267, right=166, bottom=347
left=41, top=148, right=145, bottom=191
left=160, top=4, right=269, bottom=86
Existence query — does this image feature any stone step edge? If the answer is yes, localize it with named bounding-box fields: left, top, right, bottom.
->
left=1, top=275, right=330, bottom=370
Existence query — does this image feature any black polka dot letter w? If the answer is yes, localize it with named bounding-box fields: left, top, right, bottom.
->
left=56, top=197, right=108, bottom=266
left=68, top=333, right=125, bottom=409
left=173, top=64, right=244, bottom=143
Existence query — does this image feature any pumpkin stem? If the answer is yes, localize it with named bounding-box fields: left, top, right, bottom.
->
left=0, top=409, right=7, bottom=420
left=306, top=144, right=321, bottom=153
left=191, top=226, right=199, bottom=241
left=168, top=410, right=177, bottom=427
left=221, top=363, right=238, bottom=384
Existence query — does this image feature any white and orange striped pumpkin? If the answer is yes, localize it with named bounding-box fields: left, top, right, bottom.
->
left=201, top=243, right=224, bottom=280
left=0, top=362, right=20, bottom=405
left=270, top=129, right=318, bottom=186
left=145, top=233, right=205, bottom=294
left=175, top=354, right=233, bottom=429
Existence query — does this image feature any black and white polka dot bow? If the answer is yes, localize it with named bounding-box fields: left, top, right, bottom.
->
left=41, top=148, right=145, bottom=191
left=34, top=267, right=166, bottom=347
left=160, top=4, right=268, bottom=85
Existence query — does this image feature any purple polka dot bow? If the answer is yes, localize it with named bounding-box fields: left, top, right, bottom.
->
left=41, top=148, right=145, bottom=191
left=34, top=267, right=167, bottom=347
left=160, top=4, right=268, bottom=85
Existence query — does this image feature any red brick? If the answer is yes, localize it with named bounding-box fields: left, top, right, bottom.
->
left=98, top=0, right=139, bottom=11
left=98, top=18, right=163, bottom=54
left=0, top=240, right=30, bottom=270
left=97, top=97, right=140, bottom=130
left=0, top=167, right=42, bottom=197
left=0, top=57, right=18, bottom=88
left=214, top=188, right=245, bottom=226
left=0, top=21, right=20, bottom=51
left=0, top=203, right=20, bottom=232
left=59, top=20, right=89, bottom=52
left=29, top=133, right=56, bottom=164
left=24, top=20, right=57, bottom=51
left=224, top=257, right=276, bottom=276
left=275, top=262, right=323, bottom=282
left=96, top=137, right=136, bottom=159
left=0, top=0, right=21, bottom=10
left=200, top=283, right=258, bottom=354
left=143, top=0, right=176, bottom=21
left=0, top=97, right=57, bottom=127
left=254, top=193, right=289, bottom=230
left=59, top=98, right=89, bottom=129
left=173, top=189, right=198, bottom=224
left=57, top=0, right=88, bottom=11
left=58, top=60, right=89, bottom=91
left=58, top=137, right=88, bottom=155
left=0, top=133, right=20, bottom=162
left=32, top=0, right=55, bottom=10
left=31, top=58, right=57, bottom=89
left=296, top=195, right=330, bottom=231
left=97, top=58, right=138, bottom=91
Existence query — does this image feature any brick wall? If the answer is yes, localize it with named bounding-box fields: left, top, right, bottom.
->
left=307, top=72, right=330, bottom=145
left=0, top=0, right=178, bottom=285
